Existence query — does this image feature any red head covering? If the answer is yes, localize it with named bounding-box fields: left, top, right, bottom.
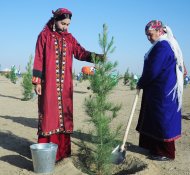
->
left=145, top=20, right=165, bottom=34
left=52, top=8, right=72, bottom=17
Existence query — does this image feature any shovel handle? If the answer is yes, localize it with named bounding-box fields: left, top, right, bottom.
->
left=120, top=89, right=140, bottom=151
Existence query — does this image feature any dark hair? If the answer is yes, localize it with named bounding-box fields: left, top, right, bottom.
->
left=54, top=13, right=72, bottom=21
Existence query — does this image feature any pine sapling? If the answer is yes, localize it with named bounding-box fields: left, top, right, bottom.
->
left=80, top=24, right=122, bottom=175
left=21, top=55, right=34, bottom=100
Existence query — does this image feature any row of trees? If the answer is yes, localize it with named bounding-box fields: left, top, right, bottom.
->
left=2, top=55, right=34, bottom=100
left=2, top=56, right=138, bottom=102
left=74, top=68, right=138, bottom=91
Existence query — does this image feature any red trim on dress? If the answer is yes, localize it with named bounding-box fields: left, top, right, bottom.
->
left=32, top=76, right=41, bottom=84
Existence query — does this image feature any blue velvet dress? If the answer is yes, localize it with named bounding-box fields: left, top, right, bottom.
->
left=136, top=40, right=181, bottom=142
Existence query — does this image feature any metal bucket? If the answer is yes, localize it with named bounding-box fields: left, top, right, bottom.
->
left=30, top=143, right=58, bottom=174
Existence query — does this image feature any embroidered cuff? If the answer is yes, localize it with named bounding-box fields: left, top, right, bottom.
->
left=33, top=69, right=42, bottom=78
left=32, top=76, right=41, bottom=85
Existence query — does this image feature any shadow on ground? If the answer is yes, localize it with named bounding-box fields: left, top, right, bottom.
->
left=0, top=115, right=38, bottom=128
left=72, top=130, right=149, bottom=157
left=0, top=93, right=21, bottom=100
left=0, top=131, right=34, bottom=170
left=74, top=90, right=88, bottom=94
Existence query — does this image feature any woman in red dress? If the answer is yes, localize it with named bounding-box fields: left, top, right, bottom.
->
left=32, top=8, right=103, bottom=162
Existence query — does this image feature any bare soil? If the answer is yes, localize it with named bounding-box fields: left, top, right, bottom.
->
left=0, top=75, right=190, bottom=175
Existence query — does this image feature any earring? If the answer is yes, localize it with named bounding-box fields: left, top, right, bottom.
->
left=53, top=23, right=56, bottom=32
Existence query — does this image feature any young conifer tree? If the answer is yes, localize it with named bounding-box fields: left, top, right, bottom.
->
left=21, top=55, right=34, bottom=100
left=10, top=65, right=17, bottom=84
left=129, top=72, right=136, bottom=90
left=123, top=68, right=130, bottom=85
left=82, top=24, right=122, bottom=175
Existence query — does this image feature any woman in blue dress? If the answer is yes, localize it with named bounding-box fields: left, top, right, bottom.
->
left=136, top=20, right=184, bottom=161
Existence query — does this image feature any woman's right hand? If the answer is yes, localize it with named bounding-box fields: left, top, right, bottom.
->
left=35, top=84, right=42, bottom=95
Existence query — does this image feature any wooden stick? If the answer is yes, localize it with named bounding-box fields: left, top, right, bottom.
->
left=120, top=89, right=140, bottom=151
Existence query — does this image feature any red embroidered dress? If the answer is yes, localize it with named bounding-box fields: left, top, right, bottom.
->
left=32, top=20, right=92, bottom=136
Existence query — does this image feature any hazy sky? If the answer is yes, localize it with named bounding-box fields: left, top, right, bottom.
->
left=0, top=0, right=189, bottom=75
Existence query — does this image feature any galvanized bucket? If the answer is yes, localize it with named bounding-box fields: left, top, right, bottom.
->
left=30, top=143, right=58, bottom=174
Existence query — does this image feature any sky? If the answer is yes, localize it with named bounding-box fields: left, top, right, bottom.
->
left=0, top=0, right=189, bottom=75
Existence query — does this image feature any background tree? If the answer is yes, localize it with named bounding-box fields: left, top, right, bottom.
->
left=78, top=24, right=122, bottom=175
left=9, top=65, right=17, bottom=84
left=129, top=72, right=136, bottom=90
left=21, top=55, right=34, bottom=100
left=123, top=68, right=130, bottom=85
left=123, top=68, right=138, bottom=90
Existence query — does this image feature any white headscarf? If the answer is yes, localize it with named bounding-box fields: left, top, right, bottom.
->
left=145, top=25, right=184, bottom=111
left=163, top=25, right=184, bottom=111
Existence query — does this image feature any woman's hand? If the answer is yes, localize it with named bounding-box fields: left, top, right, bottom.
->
left=35, top=84, right=42, bottom=95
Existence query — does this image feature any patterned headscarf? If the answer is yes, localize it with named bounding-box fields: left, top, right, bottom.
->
left=52, top=8, right=72, bottom=20
left=145, top=20, right=165, bottom=35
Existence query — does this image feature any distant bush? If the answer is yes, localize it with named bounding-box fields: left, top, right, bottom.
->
left=123, top=68, right=130, bottom=85
left=123, top=69, right=138, bottom=90
left=1, top=72, right=11, bottom=79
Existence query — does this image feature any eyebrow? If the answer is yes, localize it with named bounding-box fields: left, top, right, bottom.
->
left=61, top=22, right=70, bottom=25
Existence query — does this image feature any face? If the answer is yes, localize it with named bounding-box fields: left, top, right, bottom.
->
left=55, top=18, right=71, bottom=32
left=146, top=30, right=161, bottom=44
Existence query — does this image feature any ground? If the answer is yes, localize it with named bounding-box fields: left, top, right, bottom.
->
left=0, top=75, right=190, bottom=175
